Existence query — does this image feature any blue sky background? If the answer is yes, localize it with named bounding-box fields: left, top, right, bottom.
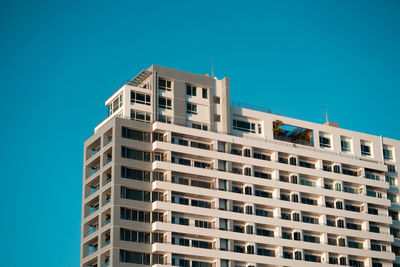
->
left=0, top=1, right=399, bottom=266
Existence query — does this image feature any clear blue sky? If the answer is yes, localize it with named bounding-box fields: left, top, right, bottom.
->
left=0, top=0, right=399, bottom=266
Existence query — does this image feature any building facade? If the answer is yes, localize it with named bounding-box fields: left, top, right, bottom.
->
left=81, top=65, right=400, bottom=267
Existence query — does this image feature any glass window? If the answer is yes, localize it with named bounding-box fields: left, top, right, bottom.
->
left=159, top=78, right=172, bottom=91
left=186, top=84, right=196, bottom=96
left=159, top=97, right=172, bottom=109
left=131, top=91, right=151, bottom=105
left=202, top=88, right=208, bottom=99
left=383, top=145, right=394, bottom=160
left=341, top=136, right=352, bottom=153
left=186, top=103, right=197, bottom=114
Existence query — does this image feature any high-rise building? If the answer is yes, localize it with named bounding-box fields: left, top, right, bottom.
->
left=81, top=65, right=400, bottom=267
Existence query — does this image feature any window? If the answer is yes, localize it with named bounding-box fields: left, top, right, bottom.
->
left=191, top=122, right=208, bottom=131
left=186, top=84, right=196, bottom=96
left=383, top=145, right=394, bottom=160
left=333, top=165, right=341, bottom=173
left=121, top=187, right=150, bottom=202
left=388, top=164, right=396, bottom=172
left=388, top=193, right=397, bottom=203
left=120, top=228, right=150, bottom=243
left=158, top=114, right=171, bottom=124
left=195, top=220, right=211, bottom=229
left=172, top=217, right=189, bottom=225
left=108, top=94, right=123, bottom=115
left=159, top=97, right=172, bottom=109
left=233, top=119, right=256, bottom=133
left=341, top=136, right=352, bottom=153
left=121, top=147, right=150, bottom=162
left=361, top=140, right=372, bottom=156
left=213, top=96, right=220, bottom=104
left=120, top=207, right=150, bottom=223
left=214, top=114, right=221, bottom=122
left=319, top=133, right=331, bottom=148
left=159, top=78, right=172, bottom=91
left=121, top=166, right=150, bottom=182
left=122, top=127, right=150, bottom=142
left=186, top=103, right=197, bottom=114
left=386, top=176, right=396, bottom=186
left=120, top=250, right=150, bottom=265
left=202, top=88, right=208, bottom=99
left=131, top=91, right=151, bottom=105
left=131, top=109, right=151, bottom=123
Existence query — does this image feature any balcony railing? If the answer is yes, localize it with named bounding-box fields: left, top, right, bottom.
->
left=88, top=147, right=101, bottom=159
left=87, top=187, right=99, bottom=197
left=102, top=240, right=110, bottom=247
left=103, top=199, right=111, bottom=206
left=104, top=137, right=112, bottom=146
left=85, top=247, right=98, bottom=257
left=104, top=157, right=112, bottom=166
left=84, top=227, right=98, bottom=237
left=103, top=218, right=111, bottom=226
left=85, top=206, right=99, bottom=217
left=87, top=167, right=100, bottom=179
left=104, top=177, right=112, bottom=185
left=102, top=262, right=110, bottom=267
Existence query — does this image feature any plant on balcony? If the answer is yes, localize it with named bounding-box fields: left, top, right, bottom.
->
left=272, top=120, right=284, bottom=136
left=295, top=129, right=312, bottom=142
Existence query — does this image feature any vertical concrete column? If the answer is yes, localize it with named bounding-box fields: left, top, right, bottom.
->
left=273, top=207, right=281, bottom=219
left=315, top=159, right=323, bottom=170
left=166, top=253, right=172, bottom=266
left=272, top=169, right=279, bottom=181
left=165, top=131, right=172, bottom=142
left=316, top=177, right=324, bottom=188
left=318, top=195, right=326, bottom=207
left=271, top=151, right=279, bottom=162
left=273, top=188, right=280, bottom=200
left=363, top=239, right=371, bottom=250
left=361, top=221, right=369, bottom=232
left=320, top=233, right=328, bottom=244
left=165, top=170, right=172, bottom=182
left=276, top=246, right=283, bottom=258
left=275, top=226, right=282, bottom=238
left=319, top=214, right=327, bottom=225
left=364, top=257, right=372, bottom=267
left=321, top=251, right=329, bottom=264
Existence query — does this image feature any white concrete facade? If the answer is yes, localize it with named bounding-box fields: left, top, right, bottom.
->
left=81, top=65, right=400, bottom=267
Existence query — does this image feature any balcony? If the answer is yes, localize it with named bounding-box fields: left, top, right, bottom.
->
left=103, top=198, right=111, bottom=206
left=85, top=247, right=98, bottom=257
left=87, top=167, right=100, bottom=179
left=103, top=218, right=111, bottom=226
left=85, top=206, right=99, bottom=217
left=84, top=227, right=98, bottom=237
left=87, top=186, right=99, bottom=197
left=104, top=176, right=112, bottom=185
left=88, top=147, right=100, bottom=159
left=104, top=137, right=112, bottom=146
left=102, top=239, right=110, bottom=247
left=103, top=157, right=112, bottom=166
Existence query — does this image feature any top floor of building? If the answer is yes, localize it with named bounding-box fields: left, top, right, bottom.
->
left=91, top=65, right=399, bottom=167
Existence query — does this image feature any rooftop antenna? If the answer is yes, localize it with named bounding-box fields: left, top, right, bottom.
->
left=324, top=105, right=329, bottom=123
left=211, top=57, right=214, bottom=78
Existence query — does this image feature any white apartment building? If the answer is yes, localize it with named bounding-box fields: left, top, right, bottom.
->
left=81, top=65, right=400, bottom=267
